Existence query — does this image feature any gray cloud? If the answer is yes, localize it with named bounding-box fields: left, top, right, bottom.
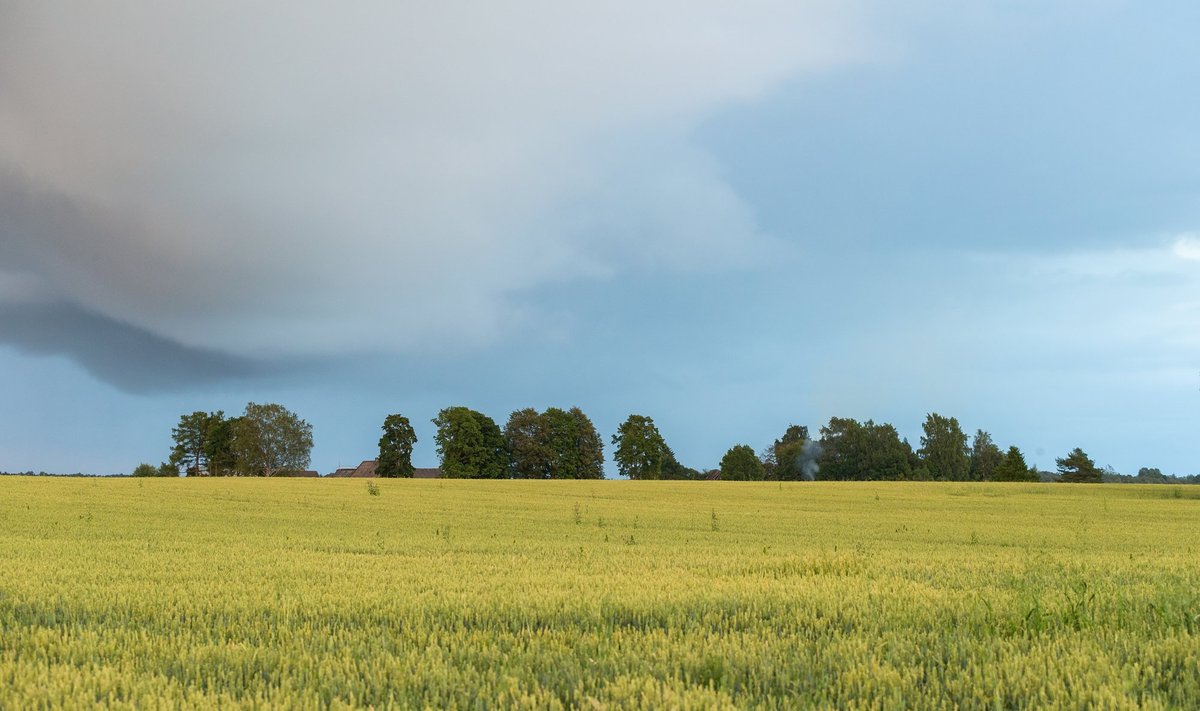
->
left=0, top=300, right=269, bottom=393
left=0, top=2, right=872, bottom=383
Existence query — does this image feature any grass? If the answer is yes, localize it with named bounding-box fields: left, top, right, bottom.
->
left=1, top=478, right=1197, bottom=709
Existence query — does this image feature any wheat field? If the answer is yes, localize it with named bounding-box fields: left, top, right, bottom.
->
left=1, top=478, right=1197, bottom=709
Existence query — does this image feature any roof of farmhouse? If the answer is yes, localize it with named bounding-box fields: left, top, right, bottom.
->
left=326, top=461, right=441, bottom=478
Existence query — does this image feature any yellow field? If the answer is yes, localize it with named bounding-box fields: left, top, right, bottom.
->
left=1, top=478, right=1197, bottom=709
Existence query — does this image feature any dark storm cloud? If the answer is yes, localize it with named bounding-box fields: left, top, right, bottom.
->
left=0, top=300, right=270, bottom=393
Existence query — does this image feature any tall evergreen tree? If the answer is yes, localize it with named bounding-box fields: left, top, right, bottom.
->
left=994, top=446, right=1039, bottom=482
left=169, top=411, right=226, bottom=476
left=205, top=416, right=239, bottom=476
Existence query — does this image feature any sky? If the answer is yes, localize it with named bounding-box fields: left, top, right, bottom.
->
left=1, top=1, right=1198, bottom=476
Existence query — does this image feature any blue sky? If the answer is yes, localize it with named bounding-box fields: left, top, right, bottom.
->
left=1, top=2, right=1197, bottom=476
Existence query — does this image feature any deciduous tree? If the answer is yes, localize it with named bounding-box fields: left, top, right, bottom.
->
left=433, top=407, right=509, bottom=478
left=541, top=407, right=605, bottom=479
left=378, top=414, right=417, bottom=477
left=969, top=430, right=1003, bottom=482
left=566, top=407, right=605, bottom=480
left=1136, top=467, right=1167, bottom=483
left=505, top=408, right=554, bottom=479
left=720, top=444, right=765, bottom=481
left=611, top=414, right=672, bottom=480
left=918, top=413, right=969, bottom=481
left=817, top=417, right=912, bottom=481
left=660, top=458, right=703, bottom=480
left=131, top=462, right=159, bottom=477
left=231, top=403, right=314, bottom=477
left=765, top=424, right=811, bottom=480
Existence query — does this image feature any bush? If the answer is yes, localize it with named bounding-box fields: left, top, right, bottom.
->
left=131, top=463, right=159, bottom=477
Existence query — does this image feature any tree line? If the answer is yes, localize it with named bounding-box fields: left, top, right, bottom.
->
left=136, top=404, right=1194, bottom=484
left=135, top=402, right=314, bottom=477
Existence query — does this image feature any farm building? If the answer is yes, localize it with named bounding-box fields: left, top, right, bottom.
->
left=327, top=460, right=441, bottom=478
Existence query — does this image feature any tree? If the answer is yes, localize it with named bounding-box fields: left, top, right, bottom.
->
left=968, top=430, right=1004, bottom=482
left=506, top=407, right=605, bottom=479
left=817, top=417, right=912, bottom=481
left=611, top=414, right=673, bottom=480
left=766, top=424, right=812, bottom=480
left=661, top=458, right=703, bottom=480
left=170, top=411, right=221, bottom=476
left=231, top=403, right=314, bottom=477
left=131, top=462, right=161, bottom=477
left=433, top=407, right=509, bottom=478
left=1057, top=447, right=1101, bottom=483
left=994, top=446, right=1039, bottom=482
left=205, top=416, right=239, bottom=476
left=918, top=413, right=969, bottom=481
left=720, top=444, right=765, bottom=481
left=169, top=410, right=238, bottom=476
left=773, top=425, right=808, bottom=456
left=505, top=408, right=554, bottom=479
left=1136, top=467, right=1167, bottom=483
left=377, top=414, right=417, bottom=477
left=541, top=407, right=605, bottom=479
left=566, top=407, right=605, bottom=479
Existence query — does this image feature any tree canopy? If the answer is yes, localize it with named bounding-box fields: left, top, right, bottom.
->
left=377, top=414, right=417, bottom=477
left=169, top=411, right=222, bottom=476
left=149, top=400, right=1136, bottom=486
left=764, top=424, right=813, bottom=480
left=817, top=417, right=912, bottom=481
left=720, top=444, right=765, bottom=481
left=918, top=413, right=969, bottom=481
left=611, top=415, right=673, bottom=480
left=994, top=446, right=1039, bottom=482
left=548, top=407, right=605, bottom=479
left=433, top=406, right=509, bottom=478
left=1057, top=447, right=1101, bottom=483
left=131, top=462, right=175, bottom=477
left=231, top=403, right=314, bottom=477
left=505, top=407, right=604, bottom=479
left=968, top=430, right=1003, bottom=482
